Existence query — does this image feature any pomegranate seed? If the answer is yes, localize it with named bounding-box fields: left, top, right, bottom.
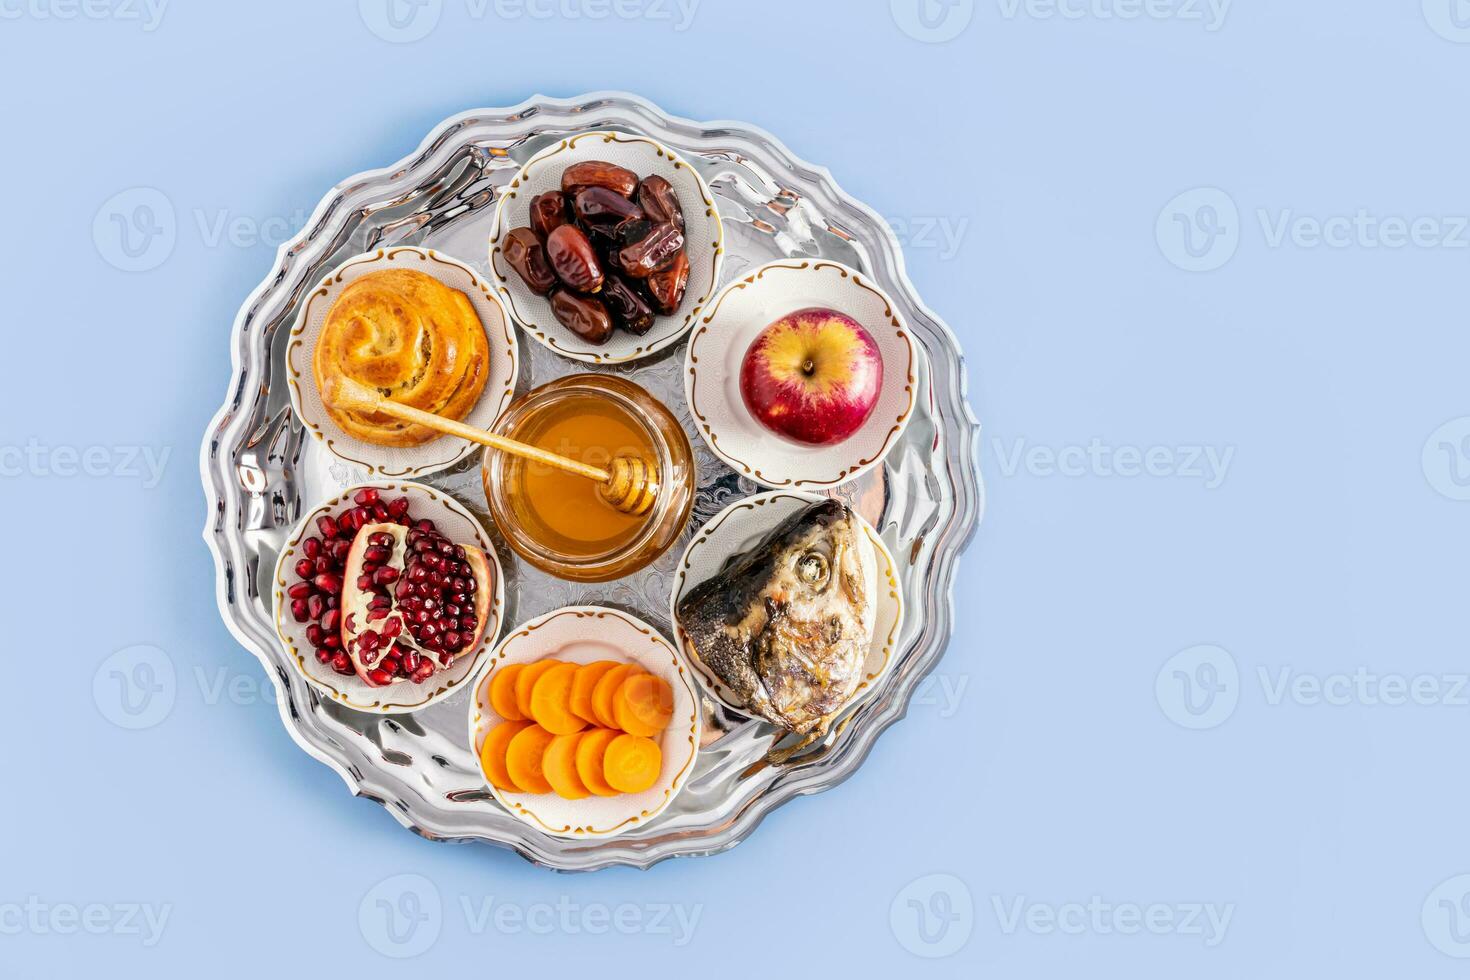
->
left=314, top=649, right=332, bottom=664
left=337, top=509, right=357, bottom=533
left=329, top=539, right=351, bottom=562
left=461, top=615, right=477, bottom=632
left=364, top=546, right=391, bottom=564
left=290, top=599, right=309, bottom=623
left=307, top=594, right=325, bottom=620
left=322, top=608, right=341, bottom=632
left=313, top=573, right=342, bottom=594
left=357, top=574, right=373, bottom=591
left=322, top=633, right=341, bottom=650
left=444, top=630, right=462, bottom=650
left=394, top=580, right=414, bottom=600
left=287, top=582, right=313, bottom=600
left=317, top=515, right=339, bottom=539
left=303, top=537, right=322, bottom=559
left=388, top=497, right=411, bottom=518
left=380, top=656, right=401, bottom=676
left=332, top=653, right=353, bottom=674
left=353, top=488, right=379, bottom=506
left=368, top=669, right=393, bottom=686
left=381, top=618, right=402, bottom=639
left=400, top=650, right=420, bottom=673
left=351, top=506, right=370, bottom=527
left=372, top=502, right=389, bottom=520
left=305, top=624, right=323, bottom=646
left=326, top=595, right=339, bottom=610
left=294, top=558, right=314, bottom=579
left=415, top=519, right=434, bottom=532
left=313, top=556, right=333, bottom=575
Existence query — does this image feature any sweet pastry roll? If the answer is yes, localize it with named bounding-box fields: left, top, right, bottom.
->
left=312, top=269, right=490, bottom=447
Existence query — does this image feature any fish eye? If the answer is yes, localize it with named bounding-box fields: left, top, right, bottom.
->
left=795, top=551, right=830, bottom=588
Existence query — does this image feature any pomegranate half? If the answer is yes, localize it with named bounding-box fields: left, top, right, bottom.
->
left=340, top=521, right=493, bottom=687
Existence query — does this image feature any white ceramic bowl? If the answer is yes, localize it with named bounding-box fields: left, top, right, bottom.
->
left=488, top=130, right=724, bottom=364
left=685, top=259, right=919, bottom=489
left=467, top=606, right=702, bottom=840
left=286, top=246, right=519, bottom=479
left=272, top=481, right=505, bottom=713
left=668, top=490, right=904, bottom=722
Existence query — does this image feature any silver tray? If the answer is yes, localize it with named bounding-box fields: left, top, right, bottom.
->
left=200, top=92, right=983, bottom=871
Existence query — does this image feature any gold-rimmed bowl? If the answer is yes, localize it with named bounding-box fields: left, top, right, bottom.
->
left=488, top=130, right=724, bottom=364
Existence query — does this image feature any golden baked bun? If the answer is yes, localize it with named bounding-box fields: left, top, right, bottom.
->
left=313, top=268, right=490, bottom=447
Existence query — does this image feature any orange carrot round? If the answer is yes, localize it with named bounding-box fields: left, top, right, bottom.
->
left=612, top=671, right=674, bottom=737
left=570, top=661, right=620, bottom=726
left=543, top=732, right=590, bottom=800
left=489, top=663, right=525, bottom=721
left=480, top=720, right=532, bottom=792
left=514, top=659, right=560, bottom=720
left=504, top=723, right=555, bottom=795
left=602, top=734, right=661, bottom=794
left=575, top=728, right=621, bottom=797
left=530, top=662, right=587, bottom=735
left=590, top=663, right=638, bottom=729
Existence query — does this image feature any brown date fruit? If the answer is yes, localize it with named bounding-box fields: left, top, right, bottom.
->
left=529, top=192, right=569, bottom=241
left=601, top=274, right=656, bottom=335
left=545, top=224, right=604, bottom=293
left=502, top=227, right=556, bottom=295
left=573, top=186, right=643, bottom=227
left=636, top=175, right=684, bottom=233
left=645, top=250, right=689, bottom=315
left=616, top=221, right=684, bottom=279
left=560, top=161, right=639, bottom=199
left=548, top=288, right=613, bottom=345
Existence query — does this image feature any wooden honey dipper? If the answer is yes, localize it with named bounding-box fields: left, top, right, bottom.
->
left=322, top=376, right=659, bottom=516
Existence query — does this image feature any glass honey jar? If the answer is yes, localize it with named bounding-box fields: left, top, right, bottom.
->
left=483, top=374, right=695, bottom=582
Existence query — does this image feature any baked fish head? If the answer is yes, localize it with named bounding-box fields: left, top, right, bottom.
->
left=676, top=498, right=876, bottom=734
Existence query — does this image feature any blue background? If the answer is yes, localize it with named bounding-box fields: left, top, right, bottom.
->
left=4, top=0, right=1469, bottom=975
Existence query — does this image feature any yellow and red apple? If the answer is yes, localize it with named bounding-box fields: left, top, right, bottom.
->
left=739, top=307, right=883, bottom=445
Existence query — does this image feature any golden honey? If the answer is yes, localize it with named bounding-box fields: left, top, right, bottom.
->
left=483, top=375, right=695, bottom=582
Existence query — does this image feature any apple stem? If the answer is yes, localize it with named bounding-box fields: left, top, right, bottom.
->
left=802, top=359, right=815, bottom=375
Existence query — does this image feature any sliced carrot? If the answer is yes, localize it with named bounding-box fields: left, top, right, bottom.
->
left=514, top=659, right=561, bottom=720
left=489, top=663, right=525, bottom=721
left=602, top=733, right=662, bottom=794
left=542, top=732, right=590, bottom=800
left=575, top=728, right=621, bottom=797
left=591, top=663, right=638, bottom=729
left=570, top=661, right=620, bottom=726
left=612, top=671, right=674, bottom=737
left=504, top=723, right=555, bottom=795
left=479, top=720, right=532, bottom=792
left=530, top=662, right=587, bottom=735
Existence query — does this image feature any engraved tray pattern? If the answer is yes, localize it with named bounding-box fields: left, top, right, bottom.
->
left=200, top=93, right=983, bottom=871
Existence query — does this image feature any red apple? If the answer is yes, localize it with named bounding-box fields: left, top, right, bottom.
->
left=739, top=307, right=883, bottom=445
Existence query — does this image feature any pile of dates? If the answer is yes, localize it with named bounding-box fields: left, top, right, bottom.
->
left=501, top=160, right=690, bottom=345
